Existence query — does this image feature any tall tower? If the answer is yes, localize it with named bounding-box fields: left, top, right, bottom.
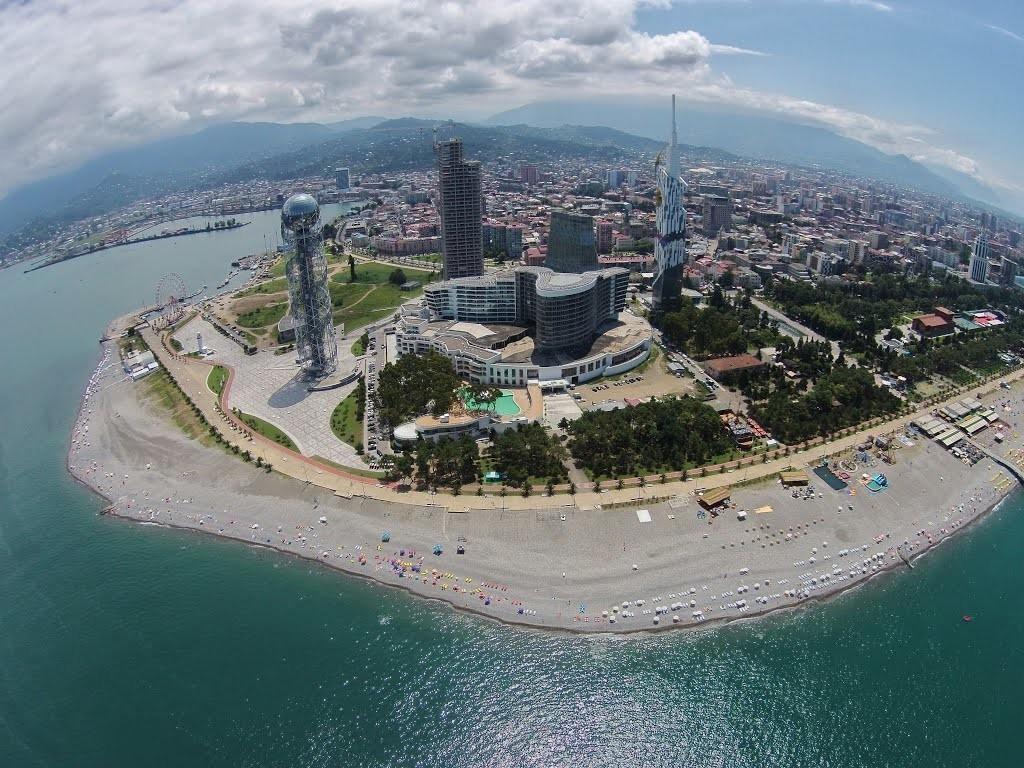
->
left=653, top=94, right=687, bottom=311
left=435, top=137, right=483, bottom=279
left=281, top=194, right=338, bottom=378
left=546, top=210, right=597, bottom=273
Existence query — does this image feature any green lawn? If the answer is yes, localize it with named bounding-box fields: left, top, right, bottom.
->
left=268, top=257, right=286, bottom=278
left=207, top=365, right=229, bottom=395
left=351, top=338, right=366, bottom=356
left=333, top=283, right=421, bottom=331
left=236, top=301, right=287, bottom=328
left=328, top=281, right=372, bottom=307
left=330, top=390, right=363, bottom=449
left=331, top=260, right=434, bottom=285
left=235, top=410, right=298, bottom=451
left=235, top=277, right=288, bottom=297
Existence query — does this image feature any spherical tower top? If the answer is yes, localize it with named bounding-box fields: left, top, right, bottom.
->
left=281, top=193, right=320, bottom=231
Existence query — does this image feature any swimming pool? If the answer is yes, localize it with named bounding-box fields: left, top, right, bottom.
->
left=460, top=388, right=521, bottom=416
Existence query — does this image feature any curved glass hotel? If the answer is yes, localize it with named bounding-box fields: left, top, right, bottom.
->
left=400, top=265, right=650, bottom=387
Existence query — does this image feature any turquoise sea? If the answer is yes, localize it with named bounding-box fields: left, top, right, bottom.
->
left=1, top=208, right=1022, bottom=767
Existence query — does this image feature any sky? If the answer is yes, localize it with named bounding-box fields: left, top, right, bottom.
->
left=0, top=0, right=1021, bottom=209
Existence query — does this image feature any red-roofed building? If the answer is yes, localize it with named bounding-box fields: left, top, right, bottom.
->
left=912, top=314, right=953, bottom=338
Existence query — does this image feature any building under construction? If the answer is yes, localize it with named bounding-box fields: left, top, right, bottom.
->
left=435, top=137, right=483, bottom=280
left=280, top=194, right=338, bottom=378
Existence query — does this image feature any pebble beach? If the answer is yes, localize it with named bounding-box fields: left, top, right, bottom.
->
left=68, top=336, right=1024, bottom=634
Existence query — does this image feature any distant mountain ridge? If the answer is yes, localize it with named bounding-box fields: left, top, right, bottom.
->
left=1, top=103, right=1014, bottom=253
left=486, top=100, right=993, bottom=203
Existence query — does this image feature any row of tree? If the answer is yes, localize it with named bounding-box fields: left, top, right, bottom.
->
left=387, top=437, right=479, bottom=491
left=658, top=288, right=780, bottom=358
left=749, top=365, right=900, bottom=444
left=764, top=272, right=1022, bottom=352
left=564, top=396, right=733, bottom=478
left=486, top=423, right=568, bottom=487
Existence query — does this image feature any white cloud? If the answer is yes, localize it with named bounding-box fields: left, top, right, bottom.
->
left=0, top=0, right=990, bottom=199
left=824, top=0, right=893, bottom=12
left=984, top=23, right=1024, bottom=45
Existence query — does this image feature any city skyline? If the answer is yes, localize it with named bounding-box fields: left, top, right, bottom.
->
left=1, top=1, right=1022, bottom=213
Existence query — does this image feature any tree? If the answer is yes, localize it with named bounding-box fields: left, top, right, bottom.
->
left=488, top=423, right=568, bottom=486
left=349, top=254, right=357, bottom=282
left=373, top=351, right=460, bottom=429
left=389, top=268, right=408, bottom=286
left=389, top=452, right=414, bottom=483
left=467, top=381, right=502, bottom=409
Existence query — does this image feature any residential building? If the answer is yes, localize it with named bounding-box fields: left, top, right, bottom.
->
left=702, top=195, right=732, bottom=236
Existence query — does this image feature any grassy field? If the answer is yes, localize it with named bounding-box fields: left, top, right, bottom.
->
left=327, top=261, right=435, bottom=331
left=235, top=410, right=298, bottom=451
left=235, top=277, right=288, bottom=297
left=142, top=370, right=216, bottom=447
left=351, top=337, right=366, bottom=356
left=339, top=261, right=435, bottom=284
left=207, top=365, right=228, bottom=395
left=330, top=389, right=363, bottom=449
left=236, top=301, right=287, bottom=328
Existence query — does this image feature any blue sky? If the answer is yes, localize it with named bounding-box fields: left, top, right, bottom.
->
left=636, top=0, right=1024, bottom=203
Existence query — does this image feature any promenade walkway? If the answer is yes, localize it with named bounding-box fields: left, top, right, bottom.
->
left=141, top=314, right=1024, bottom=513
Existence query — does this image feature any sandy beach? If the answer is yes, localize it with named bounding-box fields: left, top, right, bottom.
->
left=65, top=328, right=1024, bottom=634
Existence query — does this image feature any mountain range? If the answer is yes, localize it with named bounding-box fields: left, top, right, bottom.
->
left=0, top=101, right=1014, bottom=249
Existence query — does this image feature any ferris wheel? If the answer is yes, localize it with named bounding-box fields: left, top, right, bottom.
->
left=155, top=272, right=188, bottom=325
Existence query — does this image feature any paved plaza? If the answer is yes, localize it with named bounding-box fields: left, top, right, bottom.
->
left=173, top=316, right=368, bottom=468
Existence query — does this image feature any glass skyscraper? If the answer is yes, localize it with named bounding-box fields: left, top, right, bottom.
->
left=653, top=95, right=687, bottom=311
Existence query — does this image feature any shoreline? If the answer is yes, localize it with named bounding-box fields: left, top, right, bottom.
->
left=67, top=328, right=1024, bottom=634
left=92, top=482, right=1013, bottom=637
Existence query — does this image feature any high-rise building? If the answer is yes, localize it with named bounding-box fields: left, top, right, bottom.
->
left=596, top=220, right=614, bottom=254
left=435, top=137, right=483, bottom=279
left=606, top=169, right=626, bottom=188
left=519, top=163, right=539, bottom=185
left=1000, top=256, right=1019, bottom=287
left=546, top=210, right=597, bottom=273
left=280, top=194, right=338, bottom=378
left=335, top=167, right=350, bottom=190
left=482, top=222, right=526, bottom=262
left=653, top=94, right=688, bottom=311
left=969, top=233, right=990, bottom=283
left=702, top=194, right=732, bottom=236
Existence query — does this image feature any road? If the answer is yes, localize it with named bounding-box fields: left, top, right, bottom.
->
left=751, top=296, right=842, bottom=360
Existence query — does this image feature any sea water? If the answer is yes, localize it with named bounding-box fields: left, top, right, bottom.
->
left=0, top=210, right=1022, bottom=766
